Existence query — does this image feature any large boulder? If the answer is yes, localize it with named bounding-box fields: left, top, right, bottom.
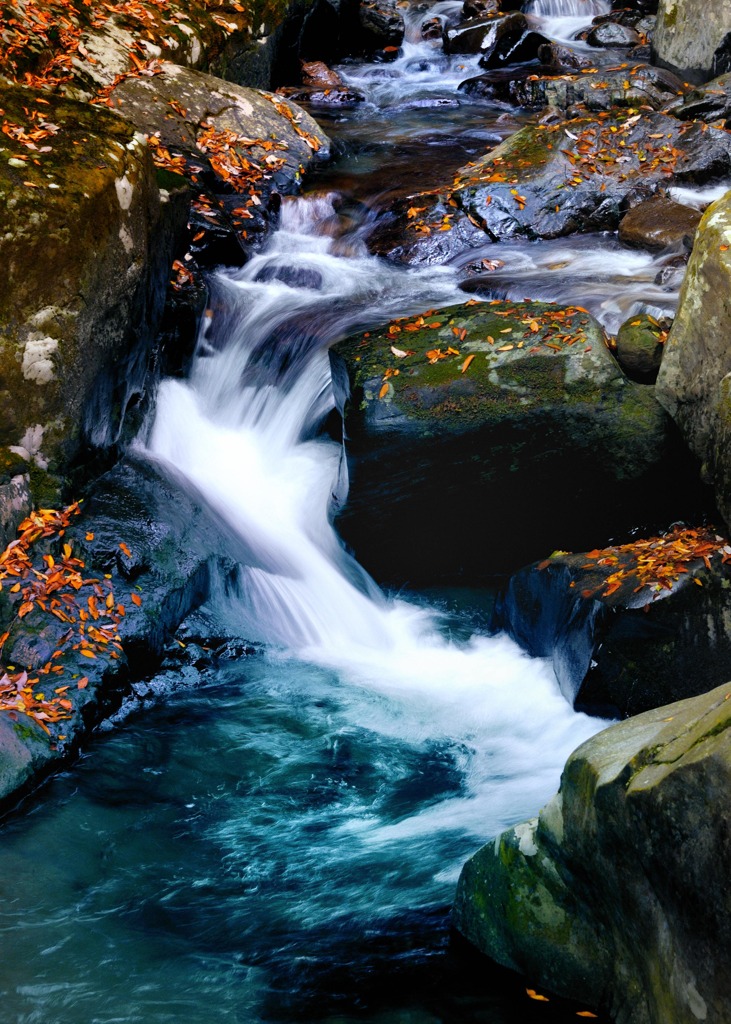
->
left=618, top=194, right=701, bottom=249
left=655, top=189, right=731, bottom=530
left=0, top=79, right=187, bottom=495
left=493, top=525, right=731, bottom=718
left=613, top=311, right=669, bottom=382
left=452, top=110, right=731, bottom=242
left=453, top=681, right=731, bottom=1024
left=653, top=0, right=731, bottom=83
left=110, top=62, right=330, bottom=252
left=333, top=298, right=682, bottom=583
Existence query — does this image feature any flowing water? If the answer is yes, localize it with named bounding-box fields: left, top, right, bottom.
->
left=0, top=2, right=706, bottom=1022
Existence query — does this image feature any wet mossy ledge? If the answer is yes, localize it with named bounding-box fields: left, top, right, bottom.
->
left=332, top=298, right=705, bottom=584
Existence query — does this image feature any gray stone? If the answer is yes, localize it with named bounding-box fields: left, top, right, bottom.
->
left=653, top=0, right=731, bottom=83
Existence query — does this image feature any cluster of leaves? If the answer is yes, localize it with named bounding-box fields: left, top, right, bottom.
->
left=547, top=526, right=731, bottom=601
left=369, top=301, right=595, bottom=396
left=0, top=504, right=140, bottom=739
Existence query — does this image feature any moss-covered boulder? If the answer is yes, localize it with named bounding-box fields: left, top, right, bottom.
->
left=653, top=0, right=731, bottom=83
left=333, top=299, right=683, bottom=583
left=493, top=525, right=731, bottom=718
left=453, top=681, right=731, bottom=1024
left=0, top=79, right=187, bottom=493
left=656, top=189, right=731, bottom=531
left=614, top=312, right=669, bottom=383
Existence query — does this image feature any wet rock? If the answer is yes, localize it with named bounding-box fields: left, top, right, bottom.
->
left=420, top=16, right=445, bottom=40
left=653, top=0, right=731, bottom=83
left=674, top=72, right=731, bottom=127
left=461, top=0, right=501, bottom=18
left=656, top=189, right=731, bottom=534
left=301, top=60, right=343, bottom=88
left=110, top=63, right=329, bottom=262
left=613, top=312, right=669, bottom=382
left=0, top=456, right=238, bottom=811
left=0, top=79, right=187, bottom=494
left=586, top=21, right=641, bottom=47
left=358, top=0, right=405, bottom=51
left=333, top=298, right=680, bottom=583
left=536, top=42, right=595, bottom=71
left=0, top=467, right=31, bottom=550
left=451, top=110, right=731, bottom=242
left=618, top=194, right=702, bottom=249
left=366, top=192, right=488, bottom=265
left=444, top=12, right=526, bottom=56
left=276, top=84, right=366, bottom=105
left=460, top=63, right=688, bottom=112
left=453, top=680, right=731, bottom=1024
left=493, top=522, right=731, bottom=717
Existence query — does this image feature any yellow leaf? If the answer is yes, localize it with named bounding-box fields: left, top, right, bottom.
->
left=526, top=989, right=550, bottom=1002
left=379, top=382, right=389, bottom=399
left=80, top=649, right=97, bottom=659
left=576, top=1013, right=598, bottom=1019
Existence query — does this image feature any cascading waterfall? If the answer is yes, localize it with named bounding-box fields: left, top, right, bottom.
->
left=145, top=192, right=604, bottom=858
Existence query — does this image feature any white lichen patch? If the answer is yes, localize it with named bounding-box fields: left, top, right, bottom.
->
left=515, top=820, right=539, bottom=857
left=119, top=224, right=135, bottom=253
left=22, top=337, right=58, bottom=384
left=11, top=424, right=45, bottom=466
left=115, top=174, right=134, bottom=211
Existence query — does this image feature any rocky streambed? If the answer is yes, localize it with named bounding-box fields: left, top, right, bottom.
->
left=2, top=0, right=731, bottom=1020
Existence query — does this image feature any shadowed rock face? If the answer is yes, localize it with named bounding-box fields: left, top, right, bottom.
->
left=453, top=681, right=731, bottom=1024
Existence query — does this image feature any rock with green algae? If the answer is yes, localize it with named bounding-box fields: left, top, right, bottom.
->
left=332, top=298, right=683, bottom=583
left=614, top=311, right=669, bottom=384
left=453, top=681, right=731, bottom=1024
left=0, top=78, right=188, bottom=489
left=656, top=189, right=731, bottom=533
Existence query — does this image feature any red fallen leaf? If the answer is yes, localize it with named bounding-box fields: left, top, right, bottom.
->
left=77, top=677, right=89, bottom=689
left=131, top=593, right=142, bottom=607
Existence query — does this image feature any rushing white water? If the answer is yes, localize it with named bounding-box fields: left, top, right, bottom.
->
left=144, top=193, right=604, bottom=863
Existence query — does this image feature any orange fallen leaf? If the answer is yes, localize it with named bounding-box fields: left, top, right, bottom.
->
left=131, top=593, right=142, bottom=607
left=378, top=382, right=389, bottom=399
left=460, top=354, right=475, bottom=373
left=77, top=677, right=89, bottom=689
left=526, top=989, right=549, bottom=1002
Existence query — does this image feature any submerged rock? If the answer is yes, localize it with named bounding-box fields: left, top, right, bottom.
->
left=493, top=524, right=729, bottom=718
left=656, top=188, right=731, bottom=534
left=333, top=298, right=681, bottom=583
left=454, top=681, right=731, bottom=1024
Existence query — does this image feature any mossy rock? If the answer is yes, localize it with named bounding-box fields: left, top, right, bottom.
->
left=454, top=682, right=731, bottom=1023
left=614, top=312, right=669, bottom=384
left=333, top=298, right=683, bottom=583
left=0, top=77, right=185, bottom=491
